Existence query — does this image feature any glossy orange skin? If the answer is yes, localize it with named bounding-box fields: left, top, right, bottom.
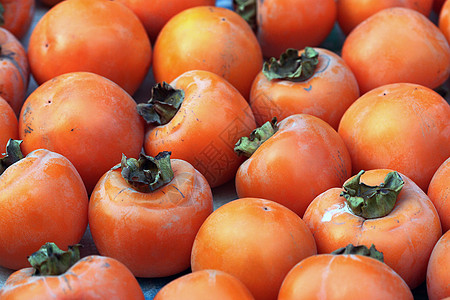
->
left=250, top=48, right=360, bottom=130
left=256, top=0, right=337, bottom=58
left=338, top=83, right=450, bottom=192
left=427, top=230, right=450, bottom=300
left=115, top=0, right=215, bottom=42
left=191, top=197, right=317, bottom=300
left=154, top=270, right=255, bottom=300
left=341, top=7, right=450, bottom=94
left=0, top=149, right=88, bottom=270
left=278, top=254, right=413, bottom=300
left=19, top=72, right=145, bottom=194
left=0, top=96, right=17, bottom=149
left=439, top=0, right=450, bottom=44
left=337, top=0, right=433, bottom=35
left=153, top=6, right=262, bottom=99
left=144, top=70, right=256, bottom=188
left=89, top=159, right=213, bottom=278
left=428, top=158, right=450, bottom=232
left=0, top=255, right=144, bottom=299
left=28, top=0, right=151, bottom=95
left=0, top=27, right=29, bottom=115
left=236, top=114, right=352, bottom=217
left=303, top=169, right=442, bottom=289
left=0, top=0, right=35, bottom=39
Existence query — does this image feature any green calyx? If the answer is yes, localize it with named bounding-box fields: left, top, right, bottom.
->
left=234, top=117, right=278, bottom=157
left=263, top=47, right=319, bottom=81
left=0, top=4, right=4, bottom=27
left=332, top=244, right=384, bottom=263
left=0, top=139, right=24, bottom=176
left=28, top=243, right=81, bottom=276
left=116, top=151, right=174, bottom=193
left=340, top=170, right=404, bottom=219
left=137, top=82, right=184, bottom=126
left=233, top=0, right=257, bottom=31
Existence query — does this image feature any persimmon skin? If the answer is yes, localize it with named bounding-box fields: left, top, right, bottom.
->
left=0, top=149, right=88, bottom=270
left=338, top=83, right=450, bottom=192
left=256, top=0, right=337, bottom=58
left=278, top=254, right=413, bottom=300
left=428, top=158, right=450, bottom=232
left=89, top=159, right=213, bottom=278
left=0, top=255, right=144, bottom=299
left=191, top=197, right=317, bottom=300
left=115, top=0, right=215, bottom=43
left=337, top=0, right=433, bottom=35
left=19, top=72, right=145, bottom=193
left=303, top=169, right=442, bottom=289
left=0, top=96, right=18, bottom=149
left=0, top=27, right=29, bottom=115
left=427, top=230, right=450, bottom=300
left=439, top=0, right=450, bottom=44
left=28, top=0, right=151, bottom=95
left=144, top=70, right=256, bottom=188
left=236, top=114, right=352, bottom=217
left=250, top=48, right=360, bottom=129
left=153, top=6, right=262, bottom=99
left=0, top=0, right=35, bottom=39
left=154, top=270, right=255, bottom=300
left=341, top=7, right=450, bottom=94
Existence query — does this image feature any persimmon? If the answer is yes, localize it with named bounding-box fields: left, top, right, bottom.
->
left=141, top=70, right=256, bottom=188
left=115, top=0, right=215, bottom=42
left=237, top=0, right=337, bottom=58
left=0, top=243, right=144, bottom=299
left=439, top=0, right=450, bottom=44
left=234, top=114, right=351, bottom=217
left=338, top=83, right=450, bottom=192
left=154, top=269, right=255, bottom=300
left=19, top=72, right=145, bottom=193
left=249, top=47, right=359, bottom=129
left=341, top=7, right=450, bottom=94
left=303, top=169, right=442, bottom=289
left=0, top=140, right=88, bottom=270
left=89, top=152, right=213, bottom=277
left=336, top=0, right=433, bottom=35
left=427, top=230, right=450, bottom=300
left=428, top=157, right=450, bottom=232
left=191, top=197, right=317, bottom=300
left=0, top=96, right=17, bottom=149
left=152, top=6, right=262, bottom=99
left=0, top=27, right=29, bottom=115
left=0, top=0, right=35, bottom=39
left=28, top=0, right=151, bottom=95
left=278, top=244, right=413, bottom=300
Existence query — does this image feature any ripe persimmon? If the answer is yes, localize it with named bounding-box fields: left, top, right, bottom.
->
left=191, top=197, right=317, bottom=300
left=19, top=72, right=145, bottom=193
left=338, top=83, right=450, bottom=192
left=303, top=169, right=442, bottom=289
left=341, top=7, right=450, bottom=94
left=0, top=96, right=17, bottom=149
left=0, top=0, right=35, bottom=39
left=152, top=6, right=262, bottom=99
left=250, top=47, right=359, bottom=129
left=427, top=230, right=450, bottom=300
left=439, top=0, right=450, bottom=44
left=28, top=0, right=151, bottom=95
left=428, top=157, right=450, bottom=232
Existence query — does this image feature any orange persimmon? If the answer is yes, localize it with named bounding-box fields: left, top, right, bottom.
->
left=89, top=152, right=213, bottom=278
left=0, top=0, right=35, bottom=39
left=427, top=230, right=450, bottom=300
left=0, top=96, right=17, bottom=149
left=341, top=7, right=450, bottom=94
left=303, top=169, right=442, bottom=289
left=439, top=0, right=450, bottom=44
left=250, top=47, right=359, bottom=129
left=428, top=157, right=450, bottom=232
left=191, top=197, right=317, bottom=300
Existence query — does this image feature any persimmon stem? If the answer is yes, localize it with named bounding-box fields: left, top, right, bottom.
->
left=137, top=82, right=184, bottom=125
left=332, top=244, right=384, bottom=263
left=29, top=243, right=81, bottom=276
left=340, top=170, right=404, bottom=219
left=234, top=117, right=278, bottom=157
left=115, top=151, right=174, bottom=193
left=0, top=139, right=24, bottom=176
left=263, top=47, right=319, bottom=81
left=233, top=0, right=257, bottom=32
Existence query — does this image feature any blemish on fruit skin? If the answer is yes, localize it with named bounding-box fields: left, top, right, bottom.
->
left=304, top=85, right=312, bottom=92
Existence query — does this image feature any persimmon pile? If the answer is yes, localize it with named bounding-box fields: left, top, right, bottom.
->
left=0, top=0, right=449, bottom=299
